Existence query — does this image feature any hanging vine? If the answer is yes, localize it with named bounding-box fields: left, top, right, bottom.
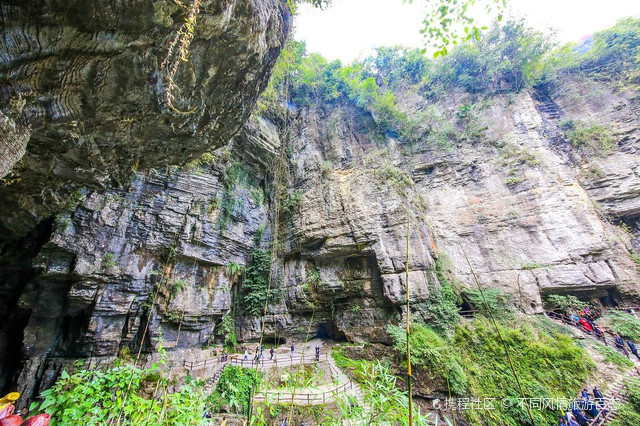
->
left=160, top=0, right=202, bottom=114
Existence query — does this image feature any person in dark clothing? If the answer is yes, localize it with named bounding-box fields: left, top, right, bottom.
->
left=615, top=334, right=630, bottom=358
left=315, top=345, right=320, bottom=361
left=558, top=416, right=566, bottom=426
left=290, top=343, right=295, bottom=357
left=571, top=405, right=589, bottom=426
left=270, top=347, right=275, bottom=360
left=581, top=389, right=589, bottom=401
left=593, top=386, right=604, bottom=404
left=584, top=398, right=599, bottom=418
left=627, top=340, right=640, bottom=361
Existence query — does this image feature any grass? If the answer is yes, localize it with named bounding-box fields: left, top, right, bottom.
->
left=387, top=316, right=594, bottom=425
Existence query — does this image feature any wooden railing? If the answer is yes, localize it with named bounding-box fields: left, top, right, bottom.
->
left=184, top=353, right=328, bottom=371
left=588, top=367, right=640, bottom=425
left=253, top=379, right=354, bottom=405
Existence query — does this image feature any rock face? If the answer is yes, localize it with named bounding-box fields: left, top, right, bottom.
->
left=0, top=147, right=272, bottom=402
left=2, top=47, right=640, bottom=404
left=0, top=0, right=291, bottom=239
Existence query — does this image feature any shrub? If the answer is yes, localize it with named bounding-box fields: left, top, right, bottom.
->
left=31, top=365, right=207, bottom=425
left=455, top=318, right=594, bottom=425
left=602, top=311, right=640, bottom=341
left=545, top=294, right=590, bottom=315
left=387, top=323, right=467, bottom=394
left=209, top=366, right=262, bottom=415
left=418, top=257, right=462, bottom=336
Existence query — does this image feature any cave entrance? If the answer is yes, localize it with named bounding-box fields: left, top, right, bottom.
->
left=316, top=321, right=346, bottom=342
left=600, top=288, right=622, bottom=308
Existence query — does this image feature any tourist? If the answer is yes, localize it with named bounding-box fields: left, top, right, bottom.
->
left=270, top=347, right=275, bottom=360
left=578, top=317, right=593, bottom=333
left=615, top=334, right=629, bottom=357
left=244, top=349, right=249, bottom=361
left=315, top=345, right=320, bottom=361
left=571, top=404, right=589, bottom=426
left=557, top=416, right=566, bottom=426
left=219, top=416, right=225, bottom=425
left=593, top=386, right=604, bottom=404
left=581, top=389, right=589, bottom=401
left=261, top=345, right=264, bottom=357
left=584, top=398, right=599, bottom=418
left=291, top=343, right=295, bottom=357
left=627, top=340, right=640, bottom=361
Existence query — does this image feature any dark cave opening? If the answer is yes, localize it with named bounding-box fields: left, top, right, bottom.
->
left=316, top=321, right=346, bottom=341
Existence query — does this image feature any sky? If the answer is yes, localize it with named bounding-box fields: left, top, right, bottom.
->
left=294, top=0, right=640, bottom=63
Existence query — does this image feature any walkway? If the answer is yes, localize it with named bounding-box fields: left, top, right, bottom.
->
left=184, top=339, right=367, bottom=407
left=546, top=311, right=640, bottom=424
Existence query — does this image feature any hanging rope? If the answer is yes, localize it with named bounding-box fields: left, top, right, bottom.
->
left=115, top=206, right=187, bottom=425
left=459, top=245, right=536, bottom=425
left=405, top=220, right=413, bottom=426
left=247, top=35, right=294, bottom=424
left=287, top=309, right=316, bottom=426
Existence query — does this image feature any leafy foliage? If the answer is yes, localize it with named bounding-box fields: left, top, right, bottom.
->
left=215, top=314, right=237, bottom=349
left=209, top=366, right=262, bottom=415
left=455, top=318, right=594, bottom=425
left=416, top=257, right=461, bottom=336
left=464, top=287, right=515, bottom=320
left=406, top=0, right=506, bottom=58
left=240, top=249, right=282, bottom=316
left=387, top=323, right=467, bottom=394
left=31, top=364, right=207, bottom=425
left=387, top=316, right=593, bottom=425
left=601, top=311, right=640, bottom=341
left=559, top=119, right=615, bottom=155
left=335, top=360, right=431, bottom=425
left=544, top=294, right=590, bottom=315
left=539, top=17, right=640, bottom=86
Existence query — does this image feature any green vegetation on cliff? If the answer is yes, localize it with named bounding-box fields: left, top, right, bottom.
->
left=388, top=316, right=594, bottom=425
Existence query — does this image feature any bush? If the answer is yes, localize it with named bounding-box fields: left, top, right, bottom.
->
left=455, top=318, right=594, bottom=425
left=31, top=365, right=207, bottom=425
left=545, top=294, right=590, bottom=315
left=387, top=323, right=467, bottom=394
left=602, top=311, right=640, bottom=340
left=209, top=366, right=262, bottom=415
left=417, top=257, right=461, bottom=336
left=559, top=119, right=615, bottom=154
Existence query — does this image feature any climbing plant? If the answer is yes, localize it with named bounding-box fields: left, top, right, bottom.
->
left=240, top=249, right=283, bottom=316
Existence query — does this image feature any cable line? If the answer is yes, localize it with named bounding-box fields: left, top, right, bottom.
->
left=287, top=309, right=316, bottom=425
left=460, top=245, right=536, bottom=425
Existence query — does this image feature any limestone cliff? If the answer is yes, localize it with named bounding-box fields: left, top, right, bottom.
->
left=0, top=0, right=291, bottom=239
left=1, top=17, right=640, bottom=407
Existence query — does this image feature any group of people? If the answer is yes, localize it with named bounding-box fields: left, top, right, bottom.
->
left=568, top=308, right=640, bottom=361
left=557, top=387, right=607, bottom=425
left=241, top=343, right=322, bottom=364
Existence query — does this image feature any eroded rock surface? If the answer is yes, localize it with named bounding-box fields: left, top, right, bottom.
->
left=0, top=0, right=290, bottom=238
